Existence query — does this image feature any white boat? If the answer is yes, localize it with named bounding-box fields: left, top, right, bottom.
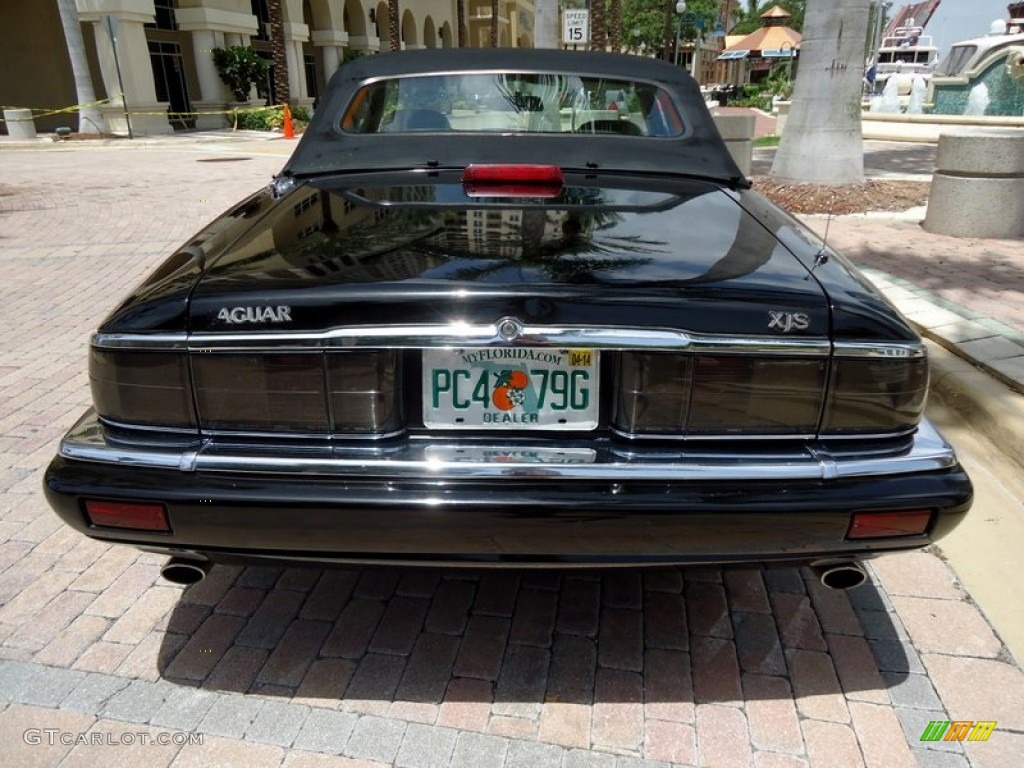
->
left=871, top=19, right=941, bottom=95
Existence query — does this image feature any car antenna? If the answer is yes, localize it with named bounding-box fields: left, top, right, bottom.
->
left=809, top=192, right=835, bottom=275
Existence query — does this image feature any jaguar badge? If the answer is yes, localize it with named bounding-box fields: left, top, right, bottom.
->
left=217, top=306, right=292, bottom=324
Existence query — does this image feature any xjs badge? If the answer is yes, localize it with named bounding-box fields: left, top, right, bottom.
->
left=768, top=311, right=809, bottom=333
left=217, top=306, right=292, bottom=324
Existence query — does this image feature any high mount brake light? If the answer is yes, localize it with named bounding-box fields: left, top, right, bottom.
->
left=463, top=164, right=564, bottom=183
left=462, top=164, right=564, bottom=198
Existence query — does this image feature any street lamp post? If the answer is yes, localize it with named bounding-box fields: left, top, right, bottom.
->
left=675, top=2, right=703, bottom=83
left=674, top=4, right=683, bottom=68
left=780, top=40, right=794, bottom=81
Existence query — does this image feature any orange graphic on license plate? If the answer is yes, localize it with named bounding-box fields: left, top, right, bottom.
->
left=492, top=369, right=529, bottom=411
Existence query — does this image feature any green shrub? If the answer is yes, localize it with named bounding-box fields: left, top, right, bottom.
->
left=233, top=105, right=309, bottom=133
left=212, top=46, right=268, bottom=102
left=234, top=107, right=278, bottom=131
left=730, top=95, right=772, bottom=111
left=765, top=62, right=794, bottom=99
left=729, top=85, right=773, bottom=111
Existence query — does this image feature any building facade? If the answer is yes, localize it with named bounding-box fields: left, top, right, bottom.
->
left=466, top=0, right=534, bottom=49
left=1, top=1, right=535, bottom=135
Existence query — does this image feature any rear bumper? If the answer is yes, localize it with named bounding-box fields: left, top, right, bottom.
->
left=43, top=410, right=973, bottom=566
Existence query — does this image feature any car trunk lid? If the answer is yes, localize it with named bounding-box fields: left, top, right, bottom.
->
left=187, top=176, right=830, bottom=339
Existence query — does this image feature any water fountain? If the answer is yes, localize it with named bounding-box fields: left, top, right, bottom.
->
left=860, top=5, right=1024, bottom=180
left=964, top=83, right=991, bottom=115
left=870, top=76, right=903, bottom=114
left=907, top=78, right=928, bottom=114
left=929, top=7, right=1024, bottom=116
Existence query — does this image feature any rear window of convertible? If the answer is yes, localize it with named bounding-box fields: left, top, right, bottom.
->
left=340, top=72, right=686, bottom=138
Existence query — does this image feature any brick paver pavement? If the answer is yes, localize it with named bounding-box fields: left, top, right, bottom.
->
left=2, top=144, right=1023, bottom=767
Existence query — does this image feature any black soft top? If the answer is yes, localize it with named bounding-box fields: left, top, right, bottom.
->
left=282, top=48, right=746, bottom=186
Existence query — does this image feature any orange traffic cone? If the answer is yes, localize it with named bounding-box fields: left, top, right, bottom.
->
left=283, top=104, right=295, bottom=139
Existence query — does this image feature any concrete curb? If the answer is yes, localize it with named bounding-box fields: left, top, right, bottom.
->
left=926, top=339, right=1024, bottom=470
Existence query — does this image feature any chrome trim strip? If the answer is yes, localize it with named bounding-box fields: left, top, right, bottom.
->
left=610, top=427, right=819, bottom=442
left=610, top=425, right=921, bottom=442
left=197, top=427, right=407, bottom=441
left=817, top=426, right=920, bottom=441
left=99, top=417, right=199, bottom=436
left=832, top=341, right=927, bottom=359
left=91, top=333, right=188, bottom=350
left=806, top=445, right=839, bottom=480
left=59, top=410, right=959, bottom=482
left=95, top=326, right=831, bottom=357
left=103, top=416, right=404, bottom=443
left=59, top=412, right=202, bottom=472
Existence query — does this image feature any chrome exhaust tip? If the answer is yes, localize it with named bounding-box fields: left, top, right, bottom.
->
left=160, top=557, right=210, bottom=586
left=811, top=561, right=869, bottom=591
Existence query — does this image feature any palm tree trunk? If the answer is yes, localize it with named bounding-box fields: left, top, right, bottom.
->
left=457, top=1, right=467, bottom=47
left=389, top=1, right=401, bottom=50
left=609, top=0, right=622, bottom=53
left=56, top=0, right=106, bottom=133
left=590, top=0, right=606, bottom=51
left=268, top=0, right=290, bottom=105
left=490, top=0, right=499, bottom=47
left=661, top=0, right=675, bottom=61
left=770, top=0, right=871, bottom=183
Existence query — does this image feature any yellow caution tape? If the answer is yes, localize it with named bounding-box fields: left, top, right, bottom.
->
left=1, top=100, right=291, bottom=120
left=0, top=97, right=112, bottom=119
left=122, top=104, right=291, bottom=117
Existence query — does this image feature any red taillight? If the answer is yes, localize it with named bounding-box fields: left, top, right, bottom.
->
left=191, top=350, right=401, bottom=434
left=85, top=500, right=170, bottom=532
left=462, top=164, right=564, bottom=198
left=846, top=510, right=932, bottom=539
left=822, top=356, right=929, bottom=436
left=90, top=349, right=196, bottom=429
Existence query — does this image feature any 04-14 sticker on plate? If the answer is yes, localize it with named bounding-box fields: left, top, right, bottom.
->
left=423, top=348, right=599, bottom=430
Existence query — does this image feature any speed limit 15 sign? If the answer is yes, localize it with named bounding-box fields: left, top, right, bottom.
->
left=563, top=9, right=590, bottom=45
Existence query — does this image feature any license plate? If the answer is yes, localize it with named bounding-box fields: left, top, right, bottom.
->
left=422, top=348, right=599, bottom=430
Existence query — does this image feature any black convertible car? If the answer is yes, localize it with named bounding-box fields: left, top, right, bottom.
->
left=45, top=50, right=971, bottom=589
